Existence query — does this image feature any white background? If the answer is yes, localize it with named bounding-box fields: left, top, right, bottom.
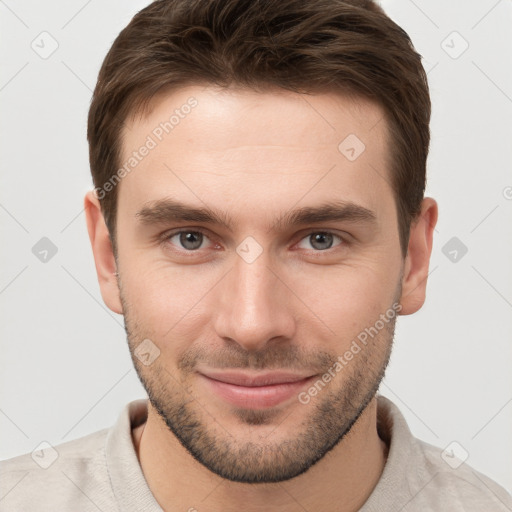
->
left=1, top=0, right=511, bottom=497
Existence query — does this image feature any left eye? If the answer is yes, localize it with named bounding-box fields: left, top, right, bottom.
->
left=167, top=231, right=212, bottom=251
left=297, top=232, right=343, bottom=251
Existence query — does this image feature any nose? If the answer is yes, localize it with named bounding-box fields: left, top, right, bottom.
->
left=212, top=248, right=296, bottom=353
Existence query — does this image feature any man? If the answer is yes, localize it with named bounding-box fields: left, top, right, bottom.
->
left=1, top=0, right=511, bottom=510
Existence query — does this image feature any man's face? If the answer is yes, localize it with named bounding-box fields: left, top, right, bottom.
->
left=115, top=85, right=404, bottom=483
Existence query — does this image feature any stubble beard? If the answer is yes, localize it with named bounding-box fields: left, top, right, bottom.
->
left=121, top=286, right=397, bottom=484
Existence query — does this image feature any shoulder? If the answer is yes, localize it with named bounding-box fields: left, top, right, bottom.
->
left=410, top=438, right=512, bottom=510
left=368, top=395, right=512, bottom=511
left=0, top=427, right=116, bottom=511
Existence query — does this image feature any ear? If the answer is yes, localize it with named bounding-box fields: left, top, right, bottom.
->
left=84, top=190, right=123, bottom=315
left=399, top=197, right=438, bottom=315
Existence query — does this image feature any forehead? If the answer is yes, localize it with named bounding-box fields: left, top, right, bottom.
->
left=117, top=85, right=394, bottom=226
left=125, top=85, right=388, bottom=155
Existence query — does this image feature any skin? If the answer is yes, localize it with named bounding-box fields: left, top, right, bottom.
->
left=84, top=85, right=437, bottom=511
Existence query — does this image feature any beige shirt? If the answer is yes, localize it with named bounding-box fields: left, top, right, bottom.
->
left=1, top=395, right=511, bottom=511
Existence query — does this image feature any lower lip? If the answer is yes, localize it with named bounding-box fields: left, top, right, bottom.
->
left=199, top=374, right=316, bottom=409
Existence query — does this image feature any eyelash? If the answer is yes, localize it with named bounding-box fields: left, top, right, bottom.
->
left=160, top=228, right=348, bottom=255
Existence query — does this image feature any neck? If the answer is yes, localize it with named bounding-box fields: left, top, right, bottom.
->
left=132, top=396, right=388, bottom=512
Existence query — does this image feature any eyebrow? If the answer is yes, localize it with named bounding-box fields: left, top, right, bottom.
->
left=135, top=197, right=377, bottom=233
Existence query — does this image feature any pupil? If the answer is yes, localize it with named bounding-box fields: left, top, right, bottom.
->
left=312, top=233, right=332, bottom=250
left=181, top=232, right=202, bottom=250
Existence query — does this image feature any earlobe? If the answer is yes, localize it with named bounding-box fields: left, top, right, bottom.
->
left=84, top=190, right=123, bottom=315
left=399, top=197, right=438, bottom=315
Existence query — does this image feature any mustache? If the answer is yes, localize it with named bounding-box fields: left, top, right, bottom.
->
left=177, top=342, right=337, bottom=373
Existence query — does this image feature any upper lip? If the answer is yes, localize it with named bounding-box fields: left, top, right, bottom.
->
left=199, top=370, right=316, bottom=387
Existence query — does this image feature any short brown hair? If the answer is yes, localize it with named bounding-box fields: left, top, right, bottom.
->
left=88, top=0, right=431, bottom=257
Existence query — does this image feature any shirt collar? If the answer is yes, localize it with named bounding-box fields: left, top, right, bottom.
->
left=360, top=394, right=416, bottom=511
left=105, top=398, right=163, bottom=511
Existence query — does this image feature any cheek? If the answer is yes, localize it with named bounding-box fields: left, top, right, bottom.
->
left=121, top=263, right=217, bottom=348
left=288, top=262, right=399, bottom=342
